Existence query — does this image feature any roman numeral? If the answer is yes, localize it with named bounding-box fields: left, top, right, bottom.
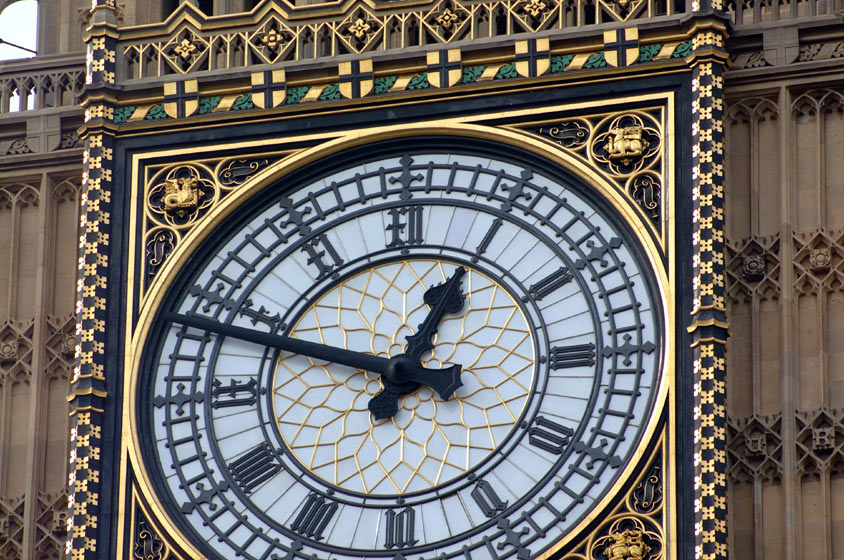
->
left=301, top=233, right=344, bottom=280
left=291, top=493, right=338, bottom=540
left=386, top=206, right=424, bottom=252
left=528, top=416, right=573, bottom=455
left=227, top=443, right=281, bottom=494
left=473, top=217, right=502, bottom=263
left=211, top=378, right=259, bottom=409
left=384, top=507, right=417, bottom=548
left=528, top=267, right=573, bottom=301
left=549, top=343, right=596, bottom=369
left=471, top=479, right=508, bottom=518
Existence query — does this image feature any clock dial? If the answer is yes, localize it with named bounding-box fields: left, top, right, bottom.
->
left=140, top=139, right=664, bottom=560
left=273, top=259, right=535, bottom=495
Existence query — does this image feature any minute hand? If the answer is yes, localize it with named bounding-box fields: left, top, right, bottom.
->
left=165, top=312, right=458, bottom=398
left=165, top=312, right=391, bottom=373
left=403, top=266, right=467, bottom=362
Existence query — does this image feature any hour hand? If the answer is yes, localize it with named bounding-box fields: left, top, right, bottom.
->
left=403, top=266, right=467, bottom=362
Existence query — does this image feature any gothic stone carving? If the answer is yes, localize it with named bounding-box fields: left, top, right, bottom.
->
left=726, top=235, right=781, bottom=303
left=727, top=413, right=784, bottom=484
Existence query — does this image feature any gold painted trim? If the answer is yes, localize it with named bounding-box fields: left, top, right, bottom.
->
left=65, top=388, right=108, bottom=400
left=690, top=336, right=729, bottom=347
left=686, top=318, right=730, bottom=331
left=121, top=105, right=677, bottom=560
left=69, top=406, right=105, bottom=415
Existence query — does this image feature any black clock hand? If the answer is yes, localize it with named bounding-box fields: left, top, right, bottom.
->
left=404, top=266, right=467, bottom=362
left=165, top=312, right=460, bottom=399
left=368, top=267, right=466, bottom=419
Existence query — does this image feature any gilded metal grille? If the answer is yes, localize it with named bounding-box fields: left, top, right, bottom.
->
left=273, top=259, right=535, bottom=495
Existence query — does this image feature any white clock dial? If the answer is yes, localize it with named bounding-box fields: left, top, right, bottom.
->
left=141, top=139, right=663, bottom=560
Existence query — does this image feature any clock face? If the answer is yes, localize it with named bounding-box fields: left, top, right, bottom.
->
left=139, top=138, right=664, bottom=560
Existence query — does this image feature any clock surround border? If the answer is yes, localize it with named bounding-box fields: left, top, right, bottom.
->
left=116, top=102, right=679, bottom=560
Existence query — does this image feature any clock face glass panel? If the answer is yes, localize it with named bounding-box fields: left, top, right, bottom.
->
left=140, top=138, right=664, bottom=560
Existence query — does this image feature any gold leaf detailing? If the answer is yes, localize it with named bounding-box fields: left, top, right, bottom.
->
left=173, top=37, right=197, bottom=61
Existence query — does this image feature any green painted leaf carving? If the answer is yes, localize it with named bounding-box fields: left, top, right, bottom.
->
left=230, top=93, right=254, bottom=111
left=494, top=63, right=517, bottom=80
left=584, top=52, right=606, bottom=68
left=407, top=73, right=430, bottom=90
left=462, top=65, right=485, bottom=83
left=318, top=83, right=342, bottom=101
left=286, top=86, right=309, bottom=104
left=373, top=76, right=398, bottom=94
left=198, top=96, right=221, bottom=114
left=145, top=104, right=167, bottom=120
left=672, top=40, right=693, bottom=58
left=550, top=55, right=574, bottom=73
left=637, top=44, right=662, bottom=63
left=113, top=106, right=136, bottom=124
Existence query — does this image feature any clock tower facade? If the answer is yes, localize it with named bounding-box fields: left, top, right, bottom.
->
left=70, top=1, right=704, bottom=557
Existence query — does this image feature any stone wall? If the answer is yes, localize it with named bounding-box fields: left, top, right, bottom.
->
left=725, top=86, right=844, bottom=559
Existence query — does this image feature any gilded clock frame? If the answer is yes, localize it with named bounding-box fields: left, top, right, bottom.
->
left=117, top=95, right=678, bottom=560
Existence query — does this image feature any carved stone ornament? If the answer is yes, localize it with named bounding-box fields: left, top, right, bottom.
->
left=163, top=176, right=201, bottom=216
left=0, top=337, right=18, bottom=362
left=604, top=125, right=648, bottom=165
left=174, top=37, right=197, bottom=61
left=261, top=27, right=287, bottom=52
left=164, top=29, right=209, bottom=72
left=746, top=432, right=767, bottom=456
left=520, top=0, right=549, bottom=18
left=436, top=7, right=461, bottom=28
left=726, top=235, right=781, bottom=302
left=590, top=516, right=661, bottom=560
left=423, top=0, right=471, bottom=40
left=61, top=333, right=76, bottom=357
left=339, top=9, right=381, bottom=48
left=590, top=113, right=661, bottom=177
left=217, top=157, right=270, bottom=188
left=796, top=408, right=844, bottom=478
left=812, top=426, right=835, bottom=452
left=536, top=119, right=592, bottom=151
left=727, top=413, right=784, bottom=484
left=147, top=164, right=217, bottom=229
left=133, top=516, right=166, bottom=560
left=741, top=254, right=766, bottom=281
left=604, top=529, right=651, bottom=560
left=793, top=228, right=844, bottom=294
left=809, top=247, right=831, bottom=272
left=6, top=138, right=33, bottom=156
left=248, top=17, right=295, bottom=63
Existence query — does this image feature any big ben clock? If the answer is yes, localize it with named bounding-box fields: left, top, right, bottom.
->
left=131, top=132, right=667, bottom=560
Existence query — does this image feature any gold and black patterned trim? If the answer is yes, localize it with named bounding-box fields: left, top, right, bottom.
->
left=687, top=20, right=729, bottom=560
left=68, top=2, right=118, bottom=559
